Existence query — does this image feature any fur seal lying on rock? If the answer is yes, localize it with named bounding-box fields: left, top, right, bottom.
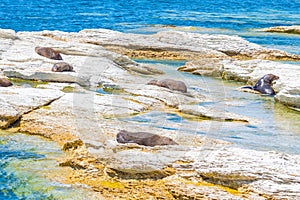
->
left=147, top=78, right=187, bottom=93
left=116, top=130, right=178, bottom=147
left=241, top=74, right=279, bottom=95
left=52, top=62, right=74, bottom=72
left=0, top=78, right=13, bottom=87
left=35, top=47, right=63, bottom=60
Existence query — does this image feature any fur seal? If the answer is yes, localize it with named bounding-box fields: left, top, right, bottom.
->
left=35, top=47, right=63, bottom=60
left=0, top=78, right=13, bottom=87
left=116, top=130, right=178, bottom=147
left=52, top=62, right=74, bottom=72
left=241, top=74, right=279, bottom=95
left=147, top=78, right=187, bottom=93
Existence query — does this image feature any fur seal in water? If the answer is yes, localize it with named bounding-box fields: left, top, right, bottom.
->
left=52, top=62, right=74, bottom=72
left=0, top=78, right=13, bottom=87
left=147, top=78, right=187, bottom=93
left=35, top=47, right=63, bottom=60
left=241, top=74, right=279, bottom=95
left=116, top=130, right=178, bottom=147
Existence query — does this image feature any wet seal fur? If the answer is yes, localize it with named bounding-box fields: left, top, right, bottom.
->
left=147, top=78, right=187, bottom=93
left=116, top=130, right=178, bottom=147
left=0, top=78, right=13, bottom=87
left=35, top=47, right=63, bottom=60
left=241, top=74, right=279, bottom=95
left=52, top=62, right=74, bottom=72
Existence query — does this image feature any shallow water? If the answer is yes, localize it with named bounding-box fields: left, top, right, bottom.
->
left=1, top=0, right=300, bottom=197
left=124, top=60, right=300, bottom=154
left=0, top=131, right=102, bottom=200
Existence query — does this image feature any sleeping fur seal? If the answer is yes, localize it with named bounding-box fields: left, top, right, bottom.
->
left=0, top=78, right=13, bottom=87
left=52, top=62, right=74, bottom=72
left=241, top=74, right=279, bottom=95
left=116, top=130, right=178, bottom=147
left=35, top=47, right=63, bottom=60
left=147, top=78, right=187, bottom=93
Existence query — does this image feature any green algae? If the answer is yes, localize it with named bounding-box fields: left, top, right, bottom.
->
left=9, top=78, right=48, bottom=88
left=62, top=86, right=76, bottom=93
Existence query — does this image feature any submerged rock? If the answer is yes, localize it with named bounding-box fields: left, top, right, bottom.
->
left=178, top=104, right=253, bottom=122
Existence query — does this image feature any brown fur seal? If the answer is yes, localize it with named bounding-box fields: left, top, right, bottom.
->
left=147, top=78, right=187, bottom=93
left=241, top=74, right=279, bottom=95
left=0, top=78, right=13, bottom=87
left=35, top=47, right=63, bottom=60
left=116, top=130, right=178, bottom=147
left=52, top=62, right=74, bottom=72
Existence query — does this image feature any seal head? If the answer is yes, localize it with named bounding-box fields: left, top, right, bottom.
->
left=0, top=78, right=13, bottom=87
left=52, top=62, right=74, bottom=72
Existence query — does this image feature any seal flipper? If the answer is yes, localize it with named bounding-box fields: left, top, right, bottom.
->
left=240, top=86, right=253, bottom=90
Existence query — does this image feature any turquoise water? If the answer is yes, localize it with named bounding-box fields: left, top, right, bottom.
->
left=125, top=60, right=300, bottom=154
left=0, top=131, right=102, bottom=199
left=0, top=0, right=300, bottom=54
left=1, top=0, right=300, bottom=198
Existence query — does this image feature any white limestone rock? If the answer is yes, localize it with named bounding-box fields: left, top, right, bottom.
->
left=0, top=87, right=64, bottom=128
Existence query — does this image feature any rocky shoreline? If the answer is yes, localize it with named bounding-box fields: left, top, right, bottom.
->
left=260, top=25, right=300, bottom=35
left=1, top=28, right=300, bottom=199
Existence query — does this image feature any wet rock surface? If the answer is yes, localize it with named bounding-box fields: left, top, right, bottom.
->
left=260, top=25, right=300, bottom=35
left=1, top=28, right=300, bottom=199
left=179, top=58, right=300, bottom=108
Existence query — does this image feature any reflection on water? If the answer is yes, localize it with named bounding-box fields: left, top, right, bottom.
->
left=124, top=60, right=300, bottom=154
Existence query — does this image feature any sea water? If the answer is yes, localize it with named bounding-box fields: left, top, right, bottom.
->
left=0, top=131, right=103, bottom=199
left=1, top=0, right=300, bottom=198
left=0, top=0, right=299, bottom=53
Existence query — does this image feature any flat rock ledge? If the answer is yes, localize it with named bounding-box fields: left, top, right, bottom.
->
left=179, top=59, right=300, bottom=108
left=0, top=87, right=63, bottom=128
left=1, top=28, right=300, bottom=199
left=38, top=29, right=300, bottom=61
left=260, top=25, right=300, bottom=35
